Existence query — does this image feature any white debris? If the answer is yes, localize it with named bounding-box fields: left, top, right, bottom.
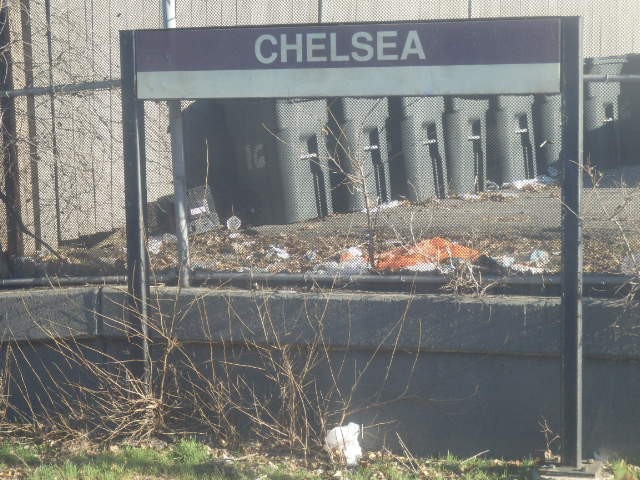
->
left=160, top=233, right=177, bottom=244
left=268, top=246, right=290, bottom=260
left=314, top=258, right=370, bottom=275
left=343, top=247, right=364, bottom=258
left=147, top=235, right=164, bottom=254
left=621, top=253, right=640, bottom=275
left=502, top=175, right=558, bottom=190
left=485, top=180, right=500, bottom=191
left=530, top=249, right=551, bottom=267
left=494, top=255, right=517, bottom=268
left=324, top=423, right=363, bottom=466
left=226, top=215, right=242, bottom=231
left=458, top=191, right=518, bottom=201
left=361, top=200, right=402, bottom=214
left=438, top=263, right=456, bottom=275
left=405, top=262, right=439, bottom=272
left=303, top=250, right=318, bottom=262
left=147, top=233, right=178, bottom=254
left=460, top=193, right=481, bottom=201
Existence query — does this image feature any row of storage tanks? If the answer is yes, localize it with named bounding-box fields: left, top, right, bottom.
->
left=174, top=55, right=640, bottom=228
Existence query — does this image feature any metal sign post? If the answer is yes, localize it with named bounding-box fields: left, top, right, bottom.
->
left=560, top=16, right=584, bottom=469
left=120, top=17, right=583, bottom=465
left=120, top=30, right=152, bottom=389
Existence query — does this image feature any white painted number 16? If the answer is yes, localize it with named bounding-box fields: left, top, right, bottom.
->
left=245, top=144, right=266, bottom=170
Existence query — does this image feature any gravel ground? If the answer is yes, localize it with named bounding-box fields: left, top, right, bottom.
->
left=13, top=184, right=640, bottom=277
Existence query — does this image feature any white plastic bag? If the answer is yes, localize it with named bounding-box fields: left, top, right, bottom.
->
left=324, top=423, right=363, bottom=466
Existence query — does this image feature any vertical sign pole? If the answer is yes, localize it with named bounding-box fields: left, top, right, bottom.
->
left=163, top=0, right=191, bottom=288
left=560, top=17, right=583, bottom=469
left=120, top=31, right=152, bottom=391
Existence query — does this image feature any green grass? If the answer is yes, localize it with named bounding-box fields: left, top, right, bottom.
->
left=612, top=460, right=640, bottom=480
left=0, top=439, right=632, bottom=480
left=0, top=440, right=288, bottom=480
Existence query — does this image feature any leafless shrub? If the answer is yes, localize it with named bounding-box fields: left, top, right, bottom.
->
left=0, top=284, right=421, bottom=458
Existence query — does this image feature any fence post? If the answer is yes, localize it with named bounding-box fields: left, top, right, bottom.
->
left=43, top=0, right=62, bottom=245
left=0, top=2, right=24, bottom=257
left=19, top=0, right=43, bottom=252
left=120, top=30, right=152, bottom=391
left=560, top=16, right=584, bottom=469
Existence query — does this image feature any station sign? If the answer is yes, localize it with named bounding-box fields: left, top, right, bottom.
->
left=134, top=18, right=561, bottom=99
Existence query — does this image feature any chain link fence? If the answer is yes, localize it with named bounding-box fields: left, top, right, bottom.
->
left=1, top=0, right=639, bottom=283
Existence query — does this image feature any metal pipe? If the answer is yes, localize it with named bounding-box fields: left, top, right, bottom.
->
left=188, top=270, right=629, bottom=297
left=0, top=272, right=176, bottom=289
left=584, top=73, right=640, bottom=83
left=0, top=275, right=127, bottom=288
left=0, top=269, right=631, bottom=296
left=0, top=79, right=121, bottom=98
left=163, top=0, right=191, bottom=288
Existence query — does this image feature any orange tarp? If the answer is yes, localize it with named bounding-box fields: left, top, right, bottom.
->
left=341, top=237, right=482, bottom=271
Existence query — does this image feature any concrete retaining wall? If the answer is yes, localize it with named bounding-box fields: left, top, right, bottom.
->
left=1, top=286, right=639, bottom=459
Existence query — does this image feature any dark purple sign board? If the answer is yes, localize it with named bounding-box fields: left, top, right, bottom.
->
left=134, top=18, right=561, bottom=99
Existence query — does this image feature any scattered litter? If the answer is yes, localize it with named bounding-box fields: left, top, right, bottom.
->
left=226, top=215, right=242, bottom=231
left=494, top=255, right=516, bottom=268
left=438, top=263, right=456, bottom=274
left=335, top=238, right=483, bottom=272
left=314, top=258, right=370, bottom=275
left=460, top=193, right=481, bottom=201
left=325, top=423, right=363, bottom=466
left=361, top=200, right=402, bottom=214
left=376, top=237, right=482, bottom=271
left=267, top=246, right=290, bottom=260
left=458, top=191, right=518, bottom=201
left=160, top=233, right=177, bottom=244
left=148, top=235, right=165, bottom=254
left=621, top=253, right=640, bottom=275
left=404, top=262, right=439, bottom=272
left=502, top=175, right=558, bottom=190
left=340, top=247, right=364, bottom=262
left=530, top=249, right=551, bottom=267
left=148, top=233, right=179, bottom=255
left=485, top=180, right=500, bottom=191
left=303, top=250, right=318, bottom=262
